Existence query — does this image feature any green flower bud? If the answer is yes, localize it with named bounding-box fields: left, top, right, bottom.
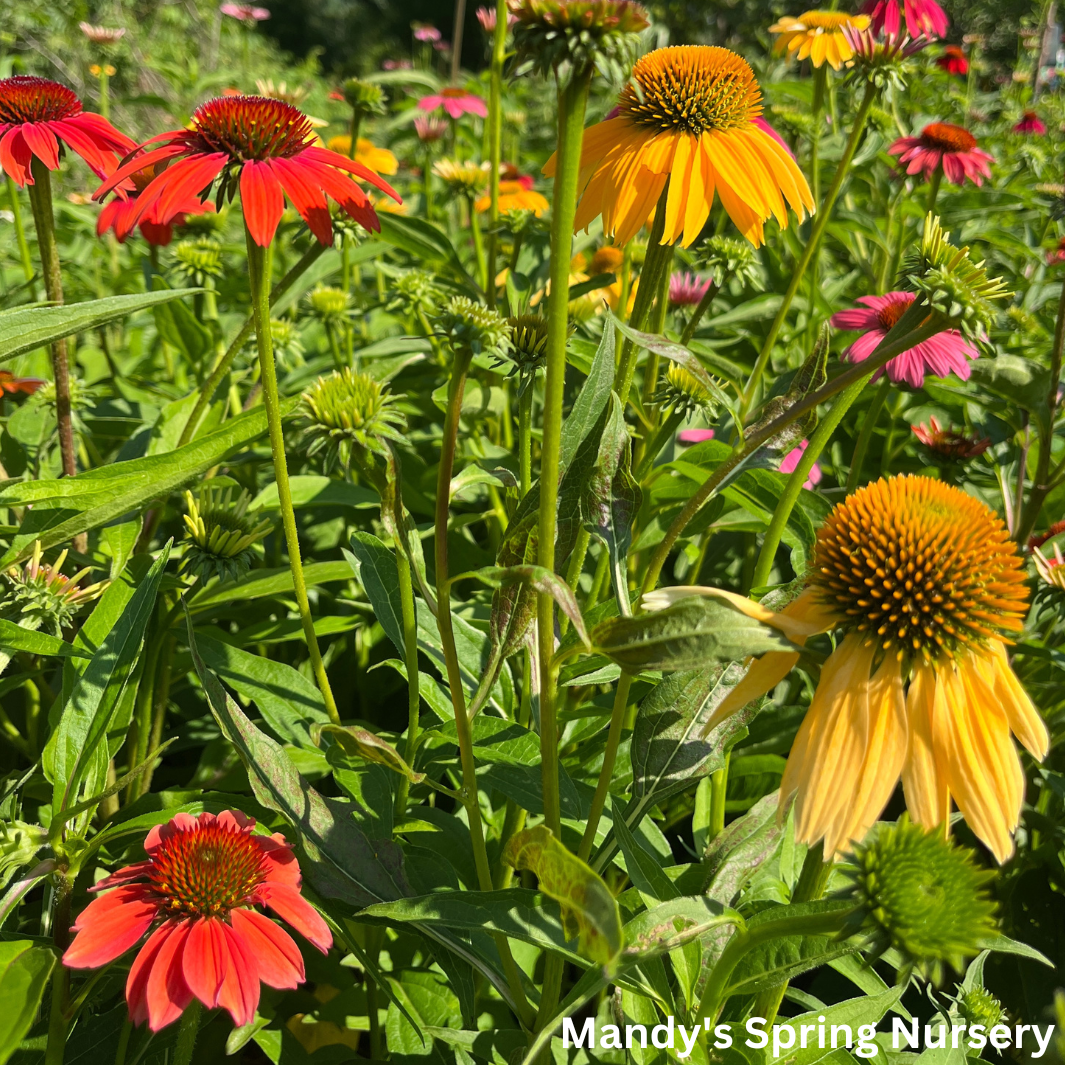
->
left=172, top=238, right=224, bottom=285
left=435, top=296, right=510, bottom=359
left=654, top=363, right=721, bottom=419
left=340, top=77, right=386, bottom=117
left=957, top=986, right=1004, bottom=1030
left=307, top=285, right=351, bottom=323
left=182, top=483, right=273, bottom=584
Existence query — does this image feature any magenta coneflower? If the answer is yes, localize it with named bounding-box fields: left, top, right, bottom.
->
left=678, top=428, right=715, bottom=445
left=889, top=122, right=993, bottom=186
left=413, top=23, right=442, bottom=42
left=863, top=0, right=948, bottom=40
left=668, top=272, right=712, bottom=307
left=414, top=115, right=449, bottom=144
left=935, top=44, right=968, bottom=74
left=477, top=5, right=517, bottom=31
left=752, top=116, right=795, bottom=159
left=418, top=87, right=487, bottom=119
left=831, top=292, right=979, bottom=387
left=780, top=439, right=822, bottom=489
left=912, top=416, right=990, bottom=459
left=64, top=810, right=330, bottom=1031
left=1013, top=110, right=1047, bottom=135
left=0, top=76, right=135, bottom=186
left=94, top=95, right=399, bottom=246
left=221, top=3, right=271, bottom=21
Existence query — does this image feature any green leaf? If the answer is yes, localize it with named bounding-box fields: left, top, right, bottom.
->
left=252, top=475, right=377, bottom=511
left=968, top=354, right=1050, bottom=420
left=0, top=620, right=91, bottom=659
left=316, top=724, right=424, bottom=784
left=377, top=214, right=475, bottom=287
left=0, top=289, right=201, bottom=363
left=185, top=613, right=412, bottom=906
left=45, top=545, right=170, bottom=821
left=345, top=532, right=406, bottom=658
left=622, top=896, right=739, bottom=960
left=188, top=560, right=352, bottom=613
left=504, top=824, right=623, bottom=968
left=385, top=970, right=458, bottom=1056
left=559, top=325, right=616, bottom=473
left=612, top=797, right=678, bottom=905
left=0, top=941, right=55, bottom=1065
left=592, top=596, right=795, bottom=673
left=0, top=402, right=293, bottom=566
left=468, top=564, right=589, bottom=649
left=151, top=278, right=212, bottom=362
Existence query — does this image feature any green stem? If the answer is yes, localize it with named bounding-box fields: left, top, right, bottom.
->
left=810, top=65, right=827, bottom=207
left=394, top=549, right=421, bottom=820
left=178, top=241, right=326, bottom=447
left=577, top=673, right=631, bottom=861
left=468, top=193, right=487, bottom=292
left=113, top=1020, right=131, bottom=1065
left=43, top=871, right=72, bottom=1065
left=927, top=169, right=943, bottom=215
left=614, top=192, right=672, bottom=405
left=635, top=409, right=684, bottom=481
left=751, top=374, right=868, bottom=589
left=246, top=232, right=340, bottom=724
left=7, top=176, right=35, bottom=293
left=708, top=752, right=730, bottom=842
left=173, top=999, right=202, bottom=1065
left=644, top=307, right=944, bottom=595
left=485, top=0, right=507, bottom=309
left=26, top=159, right=77, bottom=480
left=518, top=383, right=533, bottom=494
left=845, top=376, right=890, bottom=494
left=741, top=80, right=878, bottom=417
left=679, top=278, right=723, bottom=346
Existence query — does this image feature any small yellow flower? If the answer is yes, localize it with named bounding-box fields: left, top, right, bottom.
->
left=326, top=136, right=398, bottom=175
left=770, top=10, right=871, bottom=70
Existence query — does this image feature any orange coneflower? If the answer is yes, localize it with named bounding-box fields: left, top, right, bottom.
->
left=769, top=10, right=871, bottom=70
left=646, top=475, right=1048, bottom=862
left=550, top=45, right=813, bottom=248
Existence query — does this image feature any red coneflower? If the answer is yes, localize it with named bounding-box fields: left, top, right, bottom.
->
left=912, top=416, right=991, bottom=459
left=64, top=810, right=331, bottom=1031
left=889, top=122, right=993, bottom=187
left=935, top=44, right=968, bottom=74
left=96, top=165, right=215, bottom=246
left=1013, top=110, right=1047, bottom=135
left=863, top=0, right=948, bottom=40
left=93, top=95, right=399, bottom=246
left=831, top=291, right=979, bottom=387
left=1029, top=518, right=1065, bottom=551
left=418, top=87, right=488, bottom=119
left=0, top=75, right=135, bottom=187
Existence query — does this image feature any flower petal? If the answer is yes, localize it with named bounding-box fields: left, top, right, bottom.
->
left=230, top=908, right=305, bottom=989
left=217, top=921, right=260, bottom=1028
left=256, top=883, right=332, bottom=953
left=240, top=160, right=286, bottom=246
left=63, top=884, right=159, bottom=969
left=183, top=917, right=230, bottom=1010
left=146, top=919, right=194, bottom=1031
left=127, top=922, right=177, bottom=1027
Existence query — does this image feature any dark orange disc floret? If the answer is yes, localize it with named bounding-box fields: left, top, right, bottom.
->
left=0, top=76, right=82, bottom=124
left=875, top=294, right=912, bottom=331
left=619, top=45, right=762, bottom=135
left=188, top=95, right=316, bottom=162
left=919, top=122, right=978, bottom=154
left=811, top=474, right=1028, bottom=661
left=148, top=821, right=267, bottom=917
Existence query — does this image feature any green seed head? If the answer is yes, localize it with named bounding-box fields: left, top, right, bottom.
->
left=172, top=238, right=224, bottom=284
left=387, top=270, right=443, bottom=316
left=843, top=819, right=998, bottom=984
left=182, top=483, right=272, bottom=584
left=435, top=296, right=510, bottom=359
left=307, top=285, right=351, bottom=322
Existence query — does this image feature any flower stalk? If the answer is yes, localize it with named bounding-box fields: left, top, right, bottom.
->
left=679, top=278, right=722, bottom=345
left=485, top=0, right=509, bottom=309
left=6, top=175, right=35, bottom=293
left=742, top=79, right=878, bottom=416
left=245, top=232, right=340, bottom=724
left=173, top=1000, right=203, bottom=1065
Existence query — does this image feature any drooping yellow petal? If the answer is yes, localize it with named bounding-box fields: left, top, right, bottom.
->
left=901, top=661, right=950, bottom=831
left=662, top=133, right=694, bottom=242
left=704, top=651, right=800, bottom=733
left=986, top=641, right=1049, bottom=759
left=682, top=137, right=714, bottom=247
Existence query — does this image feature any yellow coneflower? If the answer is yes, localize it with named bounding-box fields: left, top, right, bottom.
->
left=474, top=180, right=549, bottom=216
left=645, top=475, right=1048, bottom=862
left=547, top=45, right=813, bottom=248
left=326, top=135, right=398, bottom=175
left=769, top=11, right=871, bottom=70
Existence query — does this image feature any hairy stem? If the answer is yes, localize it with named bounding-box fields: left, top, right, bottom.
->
left=485, top=0, right=508, bottom=309
left=577, top=673, right=631, bottom=861
left=394, top=548, right=421, bottom=819
left=7, top=176, right=35, bottom=294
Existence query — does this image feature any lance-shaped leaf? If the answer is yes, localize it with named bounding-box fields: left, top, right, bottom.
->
left=346, top=532, right=407, bottom=657
left=582, top=394, right=641, bottom=615
left=315, top=724, right=425, bottom=784
left=0, top=620, right=92, bottom=659
left=0, top=402, right=293, bottom=566
left=0, top=289, right=201, bottom=363
left=185, top=611, right=412, bottom=906
left=621, top=896, right=739, bottom=961
left=0, top=941, right=55, bottom=1065
left=504, top=825, right=623, bottom=968
left=469, top=565, right=588, bottom=650
left=592, top=595, right=795, bottom=673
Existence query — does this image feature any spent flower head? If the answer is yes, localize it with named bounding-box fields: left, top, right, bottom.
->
left=300, top=369, right=406, bottom=469
left=2, top=543, right=107, bottom=638
left=509, top=0, right=650, bottom=81
left=435, top=296, right=510, bottom=359
left=182, top=484, right=272, bottom=583
left=842, top=819, right=998, bottom=983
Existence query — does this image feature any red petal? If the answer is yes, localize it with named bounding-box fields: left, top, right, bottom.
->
left=63, top=885, right=159, bottom=969
left=216, top=921, right=260, bottom=1027
left=0, top=128, right=33, bottom=186
left=91, top=142, right=185, bottom=201
left=240, top=160, right=285, bottom=246
left=269, top=157, right=332, bottom=245
left=20, top=122, right=59, bottom=171
left=90, top=860, right=153, bottom=891
left=217, top=810, right=255, bottom=834
left=146, top=919, right=193, bottom=1031
left=229, top=908, right=305, bottom=989
left=256, top=883, right=332, bottom=953
left=126, top=922, right=176, bottom=1027
left=62, top=112, right=137, bottom=154
left=152, top=153, right=226, bottom=222
left=182, top=917, right=229, bottom=1009
left=52, top=121, right=116, bottom=180
left=302, top=162, right=381, bottom=234
left=258, top=835, right=301, bottom=887
left=299, top=146, right=401, bottom=201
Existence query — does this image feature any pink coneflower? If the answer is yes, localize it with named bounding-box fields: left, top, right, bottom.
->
left=79, top=23, right=126, bottom=44
left=912, top=416, right=990, bottom=459
left=413, top=23, right=442, bottom=42
left=831, top=291, right=979, bottom=388
left=1014, top=110, right=1047, bottom=135
left=862, top=0, right=948, bottom=40
left=414, top=114, right=449, bottom=143
left=418, top=87, right=487, bottom=119
left=63, top=810, right=330, bottom=1031
left=221, top=3, right=271, bottom=21
left=668, top=272, right=712, bottom=307
left=935, top=44, right=968, bottom=74
left=678, top=429, right=715, bottom=445
left=889, top=122, right=993, bottom=186
left=1047, top=238, right=1065, bottom=265
left=432, top=40, right=451, bottom=53
left=477, top=6, right=518, bottom=31
left=780, top=440, right=822, bottom=490
left=382, top=58, right=413, bottom=71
